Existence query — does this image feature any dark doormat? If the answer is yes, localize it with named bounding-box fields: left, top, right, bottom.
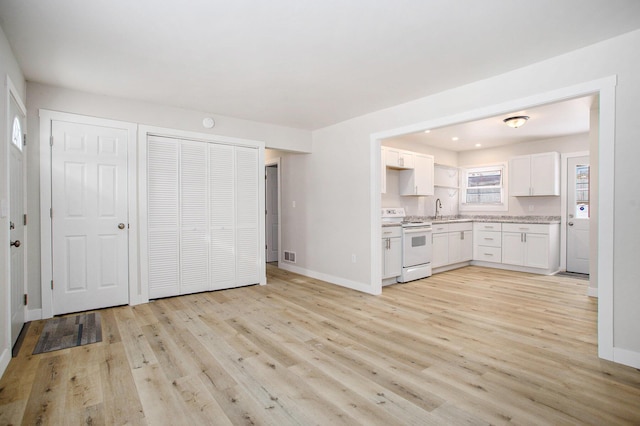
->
left=33, top=312, right=102, bottom=355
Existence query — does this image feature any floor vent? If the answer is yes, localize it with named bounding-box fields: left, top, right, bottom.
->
left=283, top=251, right=296, bottom=263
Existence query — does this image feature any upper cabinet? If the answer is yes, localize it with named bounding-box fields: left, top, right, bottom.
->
left=509, top=152, right=560, bottom=196
left=385, top=147, right=415, bottom=169
left=399, top=153, right=434, bottom=196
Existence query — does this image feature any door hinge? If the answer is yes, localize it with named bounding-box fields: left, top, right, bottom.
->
left=51, top=280, right=54, bottom=290
left=23, top=214, right=27, bottom=226
left=50, top=208, right=52, bottom=218
left=23, top=294, right=28, bottom=306
left=50, top=135, right=54, bottom=146
left=23, top=134, right=27, bottom=147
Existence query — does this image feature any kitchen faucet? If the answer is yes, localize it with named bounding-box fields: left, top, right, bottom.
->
left=435, top=198, right=442, bottom=219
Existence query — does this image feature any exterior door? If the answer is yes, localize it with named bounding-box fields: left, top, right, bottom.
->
left=566, top=155, right=590, bottom=274
left=9, top=93, right=26, bottom=346
left=51, top=120, right=129, bottom=314
left=265, top=164, right=278, bottom=262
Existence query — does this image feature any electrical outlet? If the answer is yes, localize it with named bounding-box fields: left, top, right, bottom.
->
left=351, top=254, right=357, bottom=263
left=528, top=204, right=534, bottom=212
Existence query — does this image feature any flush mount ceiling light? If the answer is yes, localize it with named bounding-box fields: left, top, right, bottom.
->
left=503, top=115, right=529, bottom=128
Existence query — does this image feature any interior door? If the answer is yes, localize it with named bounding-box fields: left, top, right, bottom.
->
left=265, top=165, right=278, bottom=262
left=51, top=120, right=129, bottom=314
left=566, top=155, right=590, bottom=274
left=9, top=93, right=26, bottom=347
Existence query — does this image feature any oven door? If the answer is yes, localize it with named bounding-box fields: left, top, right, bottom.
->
left=402, top=227, right=432, bottom=267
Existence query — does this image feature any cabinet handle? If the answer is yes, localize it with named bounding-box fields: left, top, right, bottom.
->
left=524, top=233, right=527, bottom=243
left=460, top=232, right=464, bottom=240
left=485, top=226, right=494, bottom=229
left=484, top=253, right=493, bottom=256
left=484, top=237, right=493, bottom=241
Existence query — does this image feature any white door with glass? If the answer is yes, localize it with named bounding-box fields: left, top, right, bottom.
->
left=51, top=120, right=130, bottom=314
left=566, top=155, right=590, bottom=274
left=9, top=92, right=26, bottom=347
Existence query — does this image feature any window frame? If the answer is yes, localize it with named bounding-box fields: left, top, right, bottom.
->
left=459, top=163, right=508, bottom=212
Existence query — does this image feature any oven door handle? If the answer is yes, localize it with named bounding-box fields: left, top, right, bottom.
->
left=403, top=227, right=432, bottom=234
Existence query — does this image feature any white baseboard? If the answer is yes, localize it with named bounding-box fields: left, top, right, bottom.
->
left=0, top=348, right=10, bottom=379
left=26, top=308, right=42, bottom=322
left=613, top=347, right=640, bottom=369
left=587, top=286, right=598, bottom=298
left=277, top=263, right=381, bottom=295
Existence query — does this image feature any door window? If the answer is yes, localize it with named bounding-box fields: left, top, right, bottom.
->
left=11, top=115, right=22, bottom=150
left=575, top=165, right=589, bottom=218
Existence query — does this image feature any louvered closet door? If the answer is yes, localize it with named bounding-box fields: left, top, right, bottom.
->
left=210, top=144, right=235, bottom=289
left=147, top=136, right=180, bottom=298
left=235, top=146, right=260, bottom=285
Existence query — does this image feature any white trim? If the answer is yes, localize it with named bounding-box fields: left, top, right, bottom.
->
left=370, top=75, right=619, bottom=363
left=39, top=110, right=138, bottom=318
left=370, top=137, right=382, bottom=293
left=265, top=158, right=281, bottom=265
left=278, top=262, right=381, bottom=295
left=26, top=308, right=42, bottom=322
left=587, top=287, right=598, bottom=298
left=559, top=151, right=589, bottom=272
left=0, top=348, right=9, bottom=377
left=613, top=347, right=640, bottom=370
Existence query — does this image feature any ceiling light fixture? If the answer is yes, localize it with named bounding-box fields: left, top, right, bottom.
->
left=503, top=115, right=529, bottom=128
left=452, top=137, right=459, bottom=141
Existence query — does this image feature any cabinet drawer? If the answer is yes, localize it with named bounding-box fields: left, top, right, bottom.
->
left=449, top=222, right=472, bottom=232
left=432, top=223, right=449, bottom=234
left=476, top=231, right=501, bottom=247
left=502, top=223, right=550, bottom=234
left=475, top=246, right=502, bottom=263
left=474, top=222, right=502, bottom=231
left=381, top=226, right=402, bottom=238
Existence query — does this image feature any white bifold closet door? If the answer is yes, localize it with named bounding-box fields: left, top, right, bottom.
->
left=146, top=135, right=260, bottom=298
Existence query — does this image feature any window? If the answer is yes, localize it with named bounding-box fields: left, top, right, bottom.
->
left=11, top=115, right=22, bottom=151
left=460, top=164, right=507, bottom=211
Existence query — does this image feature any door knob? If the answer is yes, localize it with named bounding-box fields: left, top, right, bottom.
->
left=118, top=223, right=126, bottom=229
left=10, top=240, right=21, bottom=247
left=568, top=222, right=574, bottom=226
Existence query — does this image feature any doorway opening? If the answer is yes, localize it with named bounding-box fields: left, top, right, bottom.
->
left=265, top=160, right=280, bottom=265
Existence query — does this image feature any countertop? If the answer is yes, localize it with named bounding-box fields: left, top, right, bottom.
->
left=409, top=215, right=561, bottom=225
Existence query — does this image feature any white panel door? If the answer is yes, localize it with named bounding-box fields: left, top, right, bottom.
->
left=51, top=121, right=129, bottom=314
left=265, top=165, right=278, bottom=263
left=9, top=93, right=25, bottom=346
left=567, top=155, right=590, bottom=274
left=147, top=136, right=180, bottom=298
left=235, top=147, right=260, bottom=285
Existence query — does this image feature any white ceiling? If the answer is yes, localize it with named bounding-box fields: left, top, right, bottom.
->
left=390, top=95, right=596, bottom=152
left=1, top=1, right=639, bottom=130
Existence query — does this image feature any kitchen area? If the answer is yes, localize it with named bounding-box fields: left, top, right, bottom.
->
left=380, top=96, right=595, bottom=287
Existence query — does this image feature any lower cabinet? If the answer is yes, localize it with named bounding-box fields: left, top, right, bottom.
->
left=473, top=222, right=502, bottom=263
left=501, top=223, right=558, bottom=270
left=382, top=226, right=402, bottom=280
left=432, top=222, right=473, bottom=271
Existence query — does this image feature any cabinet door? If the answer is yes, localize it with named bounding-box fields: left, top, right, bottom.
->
left=524, top=233, right=550, bottom=268
left=502, top=232, right=525, bottom=266
left=461, top=230, right=473, bottom=261
left=210, top=144, right=236, bottom=289
left=415, top=154, right=434, bottom=196
left=530, top=152, right=560, bottom=196
left=432, top=233, right=449, bottom=268
left=235, top=146, right=260, bottom=286
left=448, top=232, right=462, bottom=264
left=382, top=237, right=402, bottom=279
left=509, top=156, right=532, bottom=196
left=399, top=151, right=414, bottom=169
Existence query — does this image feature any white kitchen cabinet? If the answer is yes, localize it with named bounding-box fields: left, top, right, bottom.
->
left=432, top=222, right=472, bottom=271
left=399, top=154, right=434, bottom=196
left=501, top=223, right=558, bottom=270
left=385, top=147, right=414, bottom=169
left=382, top=226, right=402, bottom=280
left=509, top=152, right=560, bottom=196
left=473, top=222, right=502, bottom=263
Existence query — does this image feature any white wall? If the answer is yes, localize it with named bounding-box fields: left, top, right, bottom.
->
left=279, top=29, right=640, bottom=363
left=0, top=25, right=26, bottom=377
left=25, top=83, right=312, bottom=312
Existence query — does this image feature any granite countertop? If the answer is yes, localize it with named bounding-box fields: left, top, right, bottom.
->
left=406, top=215, right=561, bottom=224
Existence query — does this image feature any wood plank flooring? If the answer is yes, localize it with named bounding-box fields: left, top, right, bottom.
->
left=2, top=265, right=640, bottom=425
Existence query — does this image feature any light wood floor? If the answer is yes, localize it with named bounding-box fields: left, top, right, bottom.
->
left=2, top=265, right=640, bottom=425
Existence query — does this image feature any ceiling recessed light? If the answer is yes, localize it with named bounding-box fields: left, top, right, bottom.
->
left=475, top=143, right=482, bottom=147
left=452, top=137, right=459, bottom=141
left=423, top=130, right=431, bottom=133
